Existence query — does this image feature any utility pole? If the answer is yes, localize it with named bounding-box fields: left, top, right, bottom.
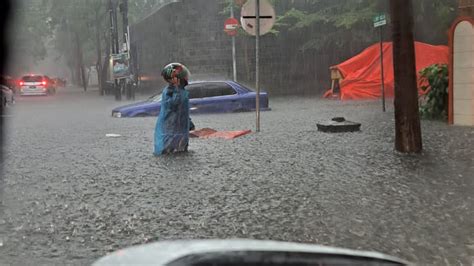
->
left=390, top=0, right=422, bottom=153
left=230, top=4, right=237, bottom=82
left=108, top=0, right=115, bottom=54
left=112, top=2, right=120, bottom=57
left=120, top=0, right=132, bottom=100
left=255, top=0, right=260, bottom=132
left=111, top=0, right=121, bottom=101
left=120, top=0, right=129, bottom=52
left=108, top=0, right=115, bottom=96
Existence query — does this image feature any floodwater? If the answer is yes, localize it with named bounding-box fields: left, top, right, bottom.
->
left=1, top=86, right=473, bottom=265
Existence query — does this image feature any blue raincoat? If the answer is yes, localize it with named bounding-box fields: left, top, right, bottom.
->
left=154, top=84, right=190, bottom=155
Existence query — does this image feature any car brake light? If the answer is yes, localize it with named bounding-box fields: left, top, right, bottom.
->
left=19, top=81, right=24, bottom=86
left=42, top=81, right=47, bottom=86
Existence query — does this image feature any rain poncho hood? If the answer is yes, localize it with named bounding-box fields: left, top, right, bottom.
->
left=154, top=84, right=190, bottom=155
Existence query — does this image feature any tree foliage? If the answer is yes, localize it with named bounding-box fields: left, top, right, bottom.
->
left=8, top=0, right=52, bottom=72
left=10, top=0, right=165, bottom=79
left=274, top=0, right=456, bottom=51
left=419, top=64, right=449, bottom=120
left=220, top=0, right=456, bottom=50
left=48, top=0, right=102, bottom=66
left=278, top=1, right=378, bottom=30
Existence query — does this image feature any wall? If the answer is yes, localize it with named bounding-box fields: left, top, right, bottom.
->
left=130, top=0, right=453, bottom=96
left=459, top=0, right=474, bottom=17
left=452, top=20, right=474, bottom=126
left=131, top=0, right=233, bottom=92
left=130, top=0, right=372, bottom=96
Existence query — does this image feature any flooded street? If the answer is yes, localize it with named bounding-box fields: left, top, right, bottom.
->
left=1, top=86, right=473, bottom=265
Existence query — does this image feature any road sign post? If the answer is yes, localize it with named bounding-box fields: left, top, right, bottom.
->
left=225, top=7, right=239, bottom=82
left=241, top=0, right=275, bottom=132
left=256, top=0, right=260, bottom=132
left=374, top=14, right=387, bottom=112
left=379, top=26, right=386, bottom=112
left=231, top=6, right=237, bottom=82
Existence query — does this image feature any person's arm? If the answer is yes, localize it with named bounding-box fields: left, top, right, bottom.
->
left=164, top=86, right=184, bottom=112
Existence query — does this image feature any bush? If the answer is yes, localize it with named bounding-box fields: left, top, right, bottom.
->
left=419, top=64, right=449, bottom=120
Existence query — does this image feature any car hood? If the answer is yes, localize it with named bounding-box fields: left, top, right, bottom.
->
left=112, top=100, right=160, bottom=113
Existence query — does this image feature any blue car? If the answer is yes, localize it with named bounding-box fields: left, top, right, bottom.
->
left=112, top=81, right=270, bottom=117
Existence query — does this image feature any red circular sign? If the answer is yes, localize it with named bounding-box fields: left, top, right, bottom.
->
left=224, top=17, right=239, bottom=36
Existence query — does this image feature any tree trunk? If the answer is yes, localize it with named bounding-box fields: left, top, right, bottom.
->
left=75, top=32, right=88, bottom=91
left=390, top=0, right=422, bottom=153
left=66, top=20, right=79, bottom=86
left=68, top=65, right=76, bottom=85
left=95, top=8, right=103, bottom=95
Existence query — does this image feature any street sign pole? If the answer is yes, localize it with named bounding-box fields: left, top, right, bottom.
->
left=241, top=0, right=275, bottom=133
left=255, top=0, right=260, bottom=132
left=231, top=5, right=237, bottom=82
left=374, top=14, right=387, bottom=112
left=112, top=0, right=121, bottom=101
left=379, top=26, right=386, bottom=112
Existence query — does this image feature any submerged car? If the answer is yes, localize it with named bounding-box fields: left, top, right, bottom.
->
left=112, top=81, right=270, bottom=118
left=19, top=74, right=56, bottom=96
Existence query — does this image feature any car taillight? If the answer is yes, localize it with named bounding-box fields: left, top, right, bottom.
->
left=42, top=81, right=47, bottom=86
left=19, top=81, right=24, bottom=86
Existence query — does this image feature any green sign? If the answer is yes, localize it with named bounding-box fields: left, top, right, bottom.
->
left=373, top=14, right=387, bottom=28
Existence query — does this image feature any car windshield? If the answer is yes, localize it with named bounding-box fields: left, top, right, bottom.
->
left=21, top=75, right=42, bottom=82
left=1, top=1, right=473, bottom=266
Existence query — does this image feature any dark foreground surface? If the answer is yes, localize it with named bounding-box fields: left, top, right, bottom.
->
left=1, top=87, right=473, bottom=265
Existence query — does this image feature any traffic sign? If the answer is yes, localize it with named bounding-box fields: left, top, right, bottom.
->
left=240, top=0, right=275, bottom=36
left=373, top=14, right=387, bottom=28
left=224, top=17, right=239, bottom=36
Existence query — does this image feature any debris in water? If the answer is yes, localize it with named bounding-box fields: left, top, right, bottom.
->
left=317, top=117, right=361, bottom=133
left=106, top=133, right=121, bottom=138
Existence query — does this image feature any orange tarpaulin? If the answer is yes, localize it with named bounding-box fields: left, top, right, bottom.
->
left=324, top=42, right=449, bottom=100
left=189, top=128, right=218, bottom=138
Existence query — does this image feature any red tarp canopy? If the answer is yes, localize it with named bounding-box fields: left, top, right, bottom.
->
left=324, top=42, right=449, bottom=100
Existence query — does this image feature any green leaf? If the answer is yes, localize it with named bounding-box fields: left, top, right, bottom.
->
left=419, top=64, right=449, bottom=120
